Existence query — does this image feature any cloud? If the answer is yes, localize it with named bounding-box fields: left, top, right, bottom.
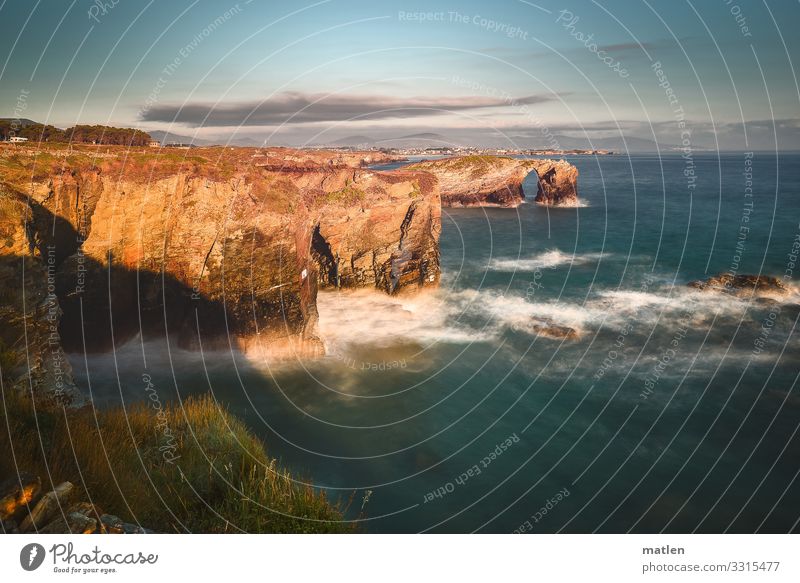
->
left=139, top=91, right=559, bottom=127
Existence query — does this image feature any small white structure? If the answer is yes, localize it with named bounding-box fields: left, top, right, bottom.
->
left=8, top=136, right=28, bottom=143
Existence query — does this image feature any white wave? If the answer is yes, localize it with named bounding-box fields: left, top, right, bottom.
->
left=487, top=249, right=610, bottom=272
left=318, top=278, right=799, bottom=354
left=592, top=288, right=755, bottom=319
left=316, top=289, right=491, bottom=352
left=447, top=289, right=605, bottom=336
left=534, top=199, right=591, bottom=208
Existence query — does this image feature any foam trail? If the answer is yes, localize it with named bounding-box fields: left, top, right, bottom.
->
left=316, top=289, right=491, bottom=352
left=488, top=250, right=610, bottom=272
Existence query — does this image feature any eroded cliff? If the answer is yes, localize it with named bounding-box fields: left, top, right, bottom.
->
left=0, top=144, right=440, bottom=393
left=408, top=155, right=579, bottom=207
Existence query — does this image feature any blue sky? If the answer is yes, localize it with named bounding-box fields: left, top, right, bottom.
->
left=1, top=0, right=798, bottom=148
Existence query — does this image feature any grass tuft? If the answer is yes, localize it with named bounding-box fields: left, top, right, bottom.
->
left=0, top=390, right=355, bottom=533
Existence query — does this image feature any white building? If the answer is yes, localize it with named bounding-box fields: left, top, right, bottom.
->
left=8, top=136, right=28, bottom=143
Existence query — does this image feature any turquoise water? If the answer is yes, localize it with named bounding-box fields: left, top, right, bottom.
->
left=74, top=153, right=800, bottom=533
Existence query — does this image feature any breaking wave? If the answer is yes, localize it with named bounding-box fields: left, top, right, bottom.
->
left=487, top=249, right=611, bottom=272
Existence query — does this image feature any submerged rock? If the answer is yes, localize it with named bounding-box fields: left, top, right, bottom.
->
left=529, top=318, right=580, bottom=340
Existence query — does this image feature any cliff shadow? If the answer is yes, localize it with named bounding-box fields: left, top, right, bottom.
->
left=21, top=202, right=287, bottom=355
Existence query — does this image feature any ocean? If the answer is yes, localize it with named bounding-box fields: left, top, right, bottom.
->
left=72, top=152, right=800, bottom=532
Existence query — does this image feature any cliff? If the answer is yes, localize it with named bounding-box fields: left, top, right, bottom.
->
left=0, top=183, right=84, bottom=406
left=408, top=155, right=579, bottom=207
left=0, top=145, right=439, bottom=396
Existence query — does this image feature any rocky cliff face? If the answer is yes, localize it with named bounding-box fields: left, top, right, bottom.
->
left=0, top=145, right=440, bottom=385
left=408, top=155, right=579, bottom=207
left=0, top=183, right=84, bottom=405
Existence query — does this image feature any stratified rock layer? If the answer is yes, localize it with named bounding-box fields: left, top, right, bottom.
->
left=408, top=155, right=579, bottom=207
left=0, top=145, right=440, bottom=369
left=0, top=183, right=83, bottom=405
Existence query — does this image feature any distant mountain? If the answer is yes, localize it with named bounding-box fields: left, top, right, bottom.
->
left=147, top=130, right=220, bottom=146
left=0, top=118, right=38, bottom=128
left=313, top=131, right=669, bottom=152
left=392, top=132, right=449, bottom=141
left=329, top=135, right=376, bottom=146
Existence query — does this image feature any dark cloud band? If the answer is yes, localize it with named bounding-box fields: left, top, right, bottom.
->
left=139, top=91, right=558, bottom=127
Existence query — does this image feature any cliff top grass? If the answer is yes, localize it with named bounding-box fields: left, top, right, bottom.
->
left=408, top=154, right=519, bottom=179
left=323, top=183, right=367, bottom=205
left=411, top=154, right=513, bottom=169
left=0, top=389, right=356, bottom=533
left=0, top=143, right=396, bottom=199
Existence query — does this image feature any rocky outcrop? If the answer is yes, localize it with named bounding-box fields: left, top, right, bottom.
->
left=0, top=475, right=152, bottom=534
left=312, top=170, right=440, bottom=293
left=1, top=146, right=440, bottom=363
left=529, top=318, right=579, bottom=340
left=528, top=159, right=580, bottom=206
left=407, top=155, right=579, bottom=207
left=688, top=273, right=791, bottom=298
left=0, top=183, right=84, bottom=405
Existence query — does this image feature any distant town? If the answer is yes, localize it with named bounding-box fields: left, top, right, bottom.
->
left=310, top=146, right=614, bottom=157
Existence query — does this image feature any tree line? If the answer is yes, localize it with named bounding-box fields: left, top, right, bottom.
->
left=0, top=121, right=151, bottom=146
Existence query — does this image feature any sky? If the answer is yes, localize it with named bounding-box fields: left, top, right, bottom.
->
left=1, top=0, right=799, bottom=149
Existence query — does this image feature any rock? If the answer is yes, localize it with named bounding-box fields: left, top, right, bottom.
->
left=19, top=481, right=76, bottom=532
left=39, top=511, right=97, bottom=534
left=99, top=513, right=125, bottom=534
left=688, top=273, right=789, bottom=298
left=0, top=146, right=441, bottom=364
left=408, top=155, right=579, bottom=207
left=312, top=170, right=441, bottom=294
left=529, top=159, right=580, bottom=206
left=67, top=501, right=104, bottom=526
left=0, top=472, right=41, bottom=521
left=0, top=184, right=84, bottom=406
left=121, top=522, right=154, bottom=534
left=2, top=519, right=18, bottom=533
left=529, top=318, right=579, bottom=340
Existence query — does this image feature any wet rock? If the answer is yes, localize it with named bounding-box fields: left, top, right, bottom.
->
left=19, top=481, right=76, bottom=532
left=0, top=472, right=42, bottom=521
left=688, top=273, right=788, bottom=297
left=530, top=318, right=579, bottom=340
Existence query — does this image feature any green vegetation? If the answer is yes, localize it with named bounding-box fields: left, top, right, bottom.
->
left=248, top=176, right=298, bottom=214
left=324, top=183, right=366, bottom=205
left=440, top=154, right=510, bottom=169
left=0, top=390, right=356, bottom=533
left=0, top=121, right=150, bottom=146
left=408, top=154, right=513, bottom=179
